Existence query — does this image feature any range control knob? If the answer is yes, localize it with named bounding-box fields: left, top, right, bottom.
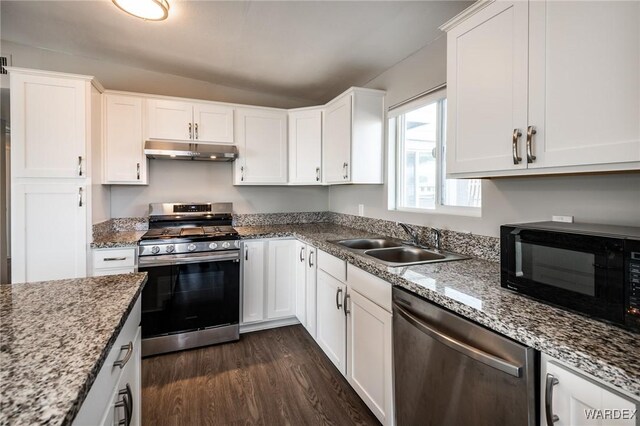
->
left=209, top=242, right=218, bottom=250
left=222, top=241, right=231, bottom=249
left=187, top=243, right=197, bottom=252
left=151, top=246, right=160, bottom=254
left=166, top=245, right=175, bottom=253
left=234, top=241, right=240, bottom=248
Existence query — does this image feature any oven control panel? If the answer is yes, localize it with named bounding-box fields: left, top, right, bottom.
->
left=139, top=240, right=240, bottom=256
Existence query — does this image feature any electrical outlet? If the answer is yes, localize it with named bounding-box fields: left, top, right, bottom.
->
left=358, top=204, right=364, bottom=217
left=552, top=215, right=574, bottom=223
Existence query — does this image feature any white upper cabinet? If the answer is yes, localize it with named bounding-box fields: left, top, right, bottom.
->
left=234, top=108, right=288, bottom=185
left=528, top=1, right=640, bottom=169
left=444, top=1, right=529, bottom=176
left=289, top=108, right=323, bottom=185
left=323, top=88, right=385, bottom=185
left=193, top=102, right=234, bottom=144
left=443, top=0, right=640, bottom=178
left=147, top=98, right=234, bottom=144
left=147, top=98, right=193, bottom=141
left=10, top=71, right=89, bottom=179
left=103, top=94, right=146, bottom=184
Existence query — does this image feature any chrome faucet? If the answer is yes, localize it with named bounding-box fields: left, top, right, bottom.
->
left=432, top=228, right=442, bottom=252
left=398, top=222, right=420, bottom=246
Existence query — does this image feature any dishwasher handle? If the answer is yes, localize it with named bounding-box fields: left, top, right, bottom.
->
left=394, top=302, right=522, bottom=378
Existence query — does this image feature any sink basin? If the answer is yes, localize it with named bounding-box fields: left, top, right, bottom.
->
left=335, top=238, right=403, bottom=250
left=364, top=246, right=468, bottom=266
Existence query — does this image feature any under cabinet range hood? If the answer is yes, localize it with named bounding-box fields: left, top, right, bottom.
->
left=144, top=140, right=238, bottom=162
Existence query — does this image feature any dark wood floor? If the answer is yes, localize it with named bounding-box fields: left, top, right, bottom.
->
left=141, top=325, right=380, bottom=426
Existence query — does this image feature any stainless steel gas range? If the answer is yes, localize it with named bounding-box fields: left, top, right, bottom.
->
left=138, top=202, right=240, bottom=357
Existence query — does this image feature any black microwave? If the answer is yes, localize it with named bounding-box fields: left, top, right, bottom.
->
left=501, top=221, right=640, bottom=332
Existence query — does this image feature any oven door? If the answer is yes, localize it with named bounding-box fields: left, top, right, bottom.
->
left=139, top=251, right=240, bottom=339
left=501, top=226, right=625, bottom=323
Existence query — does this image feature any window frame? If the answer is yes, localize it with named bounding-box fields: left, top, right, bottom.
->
left=388, top=88, right=481, bottom=217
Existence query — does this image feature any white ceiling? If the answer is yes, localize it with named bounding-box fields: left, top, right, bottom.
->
left=0, top=0, right=469, bottom=103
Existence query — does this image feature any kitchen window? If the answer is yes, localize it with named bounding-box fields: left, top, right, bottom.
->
left=388, top=88, right=481, bottom=215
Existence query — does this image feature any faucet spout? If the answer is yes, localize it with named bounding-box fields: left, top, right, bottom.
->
left=397, top=222, right=419, bottom=246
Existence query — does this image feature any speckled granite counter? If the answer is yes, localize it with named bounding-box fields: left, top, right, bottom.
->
left=91, top=230, right=146, bottom=249
left=0, top=273, right=148, bottom=425
left=237, top=224, right=640, bottom=399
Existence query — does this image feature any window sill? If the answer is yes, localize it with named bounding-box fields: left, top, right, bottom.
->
left=391, top=206, right=482, bottom=218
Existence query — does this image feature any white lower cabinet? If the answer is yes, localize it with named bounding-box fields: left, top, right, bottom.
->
left=92, top=248, right=137, bottom=276
left=294, top=241, right=318, bottom=338
left=305, top=246, right=318, bottom=339
left=541, top=354, right=638, bottom=426
left=316, top=268, right=347, bottom=375
left=241, top=239, right=297, bottom=330
left=74, top=298, right=141, bottom=425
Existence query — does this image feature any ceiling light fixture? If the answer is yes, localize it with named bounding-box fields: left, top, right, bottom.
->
left=112, top=0, right=170, bottom=21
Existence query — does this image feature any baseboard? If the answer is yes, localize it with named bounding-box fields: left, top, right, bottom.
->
left=240, top=316, right=300, bottom=334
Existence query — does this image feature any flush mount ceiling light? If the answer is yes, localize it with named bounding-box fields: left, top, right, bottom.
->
left=112, top=0, right=170, bottom=21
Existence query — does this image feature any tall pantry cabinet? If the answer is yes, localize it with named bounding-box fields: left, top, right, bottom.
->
left=9, top=68, right=105, bottom=283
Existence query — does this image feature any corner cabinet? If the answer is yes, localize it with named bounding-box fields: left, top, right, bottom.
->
left=323, top=88, right=385, bottom=184
left=103, top=93, right=147, bottom=184
left=234, top=108, right=288, bottom=185
left=147, top=98, right=234, bottom=144
left=289, top=108, right=323, bottom=185
left=442, top=0, right=640, bottom=178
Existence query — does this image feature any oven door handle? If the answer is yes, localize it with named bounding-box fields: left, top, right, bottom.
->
left=139, top=251, right=240, bottom=267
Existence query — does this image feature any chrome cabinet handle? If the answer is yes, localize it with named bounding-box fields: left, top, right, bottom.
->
left=115, top=388, right=131, bottom=426
left=195, top=123, right=199, bottom=140
left=344, top=292, right=350, bottom=317
left=299, top=247, right=305, bottom=262
left=526, top=125, right=537, bottom=163
left=118, top=384, right=133, bottom=423
left=78, top=188, right=83, bottom=207
left=308, top=250, right=314, bottom=267
left=104, top=257, right=127, bottom=261
left=78, top=156, right=83, bottom=176
left=545, top=373, right=560, bottom=425
left=394, top=302, right=522, bottom=377
left=188, top=122, right=193, bottom=139
left=342, top=162, right=349, bottom=179
left=113, top=341, right=133, bottom=369
left=240, top=166, right=244, bottom=182
left=245, top=246, right=248, bottom=261
left=315, top=167, right=320, bottom=182
left=136, top=163, right=140, bottom=180
left=512, top=129, right=522, bottom=165
left=336, top=288, right=343, bottom=310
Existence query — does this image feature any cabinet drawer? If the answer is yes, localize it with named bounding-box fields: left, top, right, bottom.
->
left=347, top=264, right=392, bottom=312
left=93, top=248, right=136, bottom=269
left=93, top=267, right=135, bottom=277
left=73, top=298, right=141, bottom=425
left=317, top=250, right=346, bottom=282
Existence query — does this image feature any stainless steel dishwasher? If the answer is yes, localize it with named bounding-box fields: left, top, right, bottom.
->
left=393, top=287, right=537, bottom=426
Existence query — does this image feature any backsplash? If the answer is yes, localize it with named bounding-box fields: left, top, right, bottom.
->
left=94, top=211, right=499, bottom=262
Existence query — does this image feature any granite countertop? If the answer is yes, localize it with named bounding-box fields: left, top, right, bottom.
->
left=238, top=224, right=640, bottom=399
left=0, top=273, right=148, bottom=425
left=88, top=223, right=640, bottom=398
left=91, top=230, right=146, bottom=249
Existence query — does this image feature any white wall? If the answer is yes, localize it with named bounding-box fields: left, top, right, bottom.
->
left=111, top=160, right=328, bottom=217
left=328, top=36, right=640, bottom=237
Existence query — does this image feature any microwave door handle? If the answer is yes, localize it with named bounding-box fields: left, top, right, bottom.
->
left=515, top=236, right=524, bottom=277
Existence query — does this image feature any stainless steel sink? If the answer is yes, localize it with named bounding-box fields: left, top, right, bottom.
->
left=335, top=238, right=403, bottom=250
left=331, top=238, right=469, bottom=266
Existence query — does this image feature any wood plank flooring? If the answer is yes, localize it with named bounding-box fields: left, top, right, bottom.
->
left=141, top=325, right=380, bottom=426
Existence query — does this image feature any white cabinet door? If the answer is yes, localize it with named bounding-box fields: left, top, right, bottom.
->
left=114, top=327, right=141, bottom=426
left=242, top=241, right=266, bottom=323
left=445, top=0, right=529, bottom=175
left=12, top=183, right=87, bottom=283
left=266, top=239, right=296, bottom=319
left=346, top=289, right=394, bottom=425
left=528, top=1, right=640, bottom=169
left=545, top=361, right=637, bottom=426
left=316, top=269, right=346, bottom=375
left=147, top=98, right=193, bottom=141
left=235, top=108, right=288, bottom=184
left=193, top=102, right=234, bottom=144
left=10, top=73, right=87, bottom=178
left=289, top=109, right=322, bottom=184
left=323, top=94, right=352, bottom=184
left=305, top=245, right=318, bottom=339
left=294, top=240, right=307, bottom=326
left=104, top=94, right=146, bottom=184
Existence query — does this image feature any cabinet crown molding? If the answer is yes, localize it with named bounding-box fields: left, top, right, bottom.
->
left=6, top=67, right=104, bottom=92
left=439, top=0, right=496, bottom=32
